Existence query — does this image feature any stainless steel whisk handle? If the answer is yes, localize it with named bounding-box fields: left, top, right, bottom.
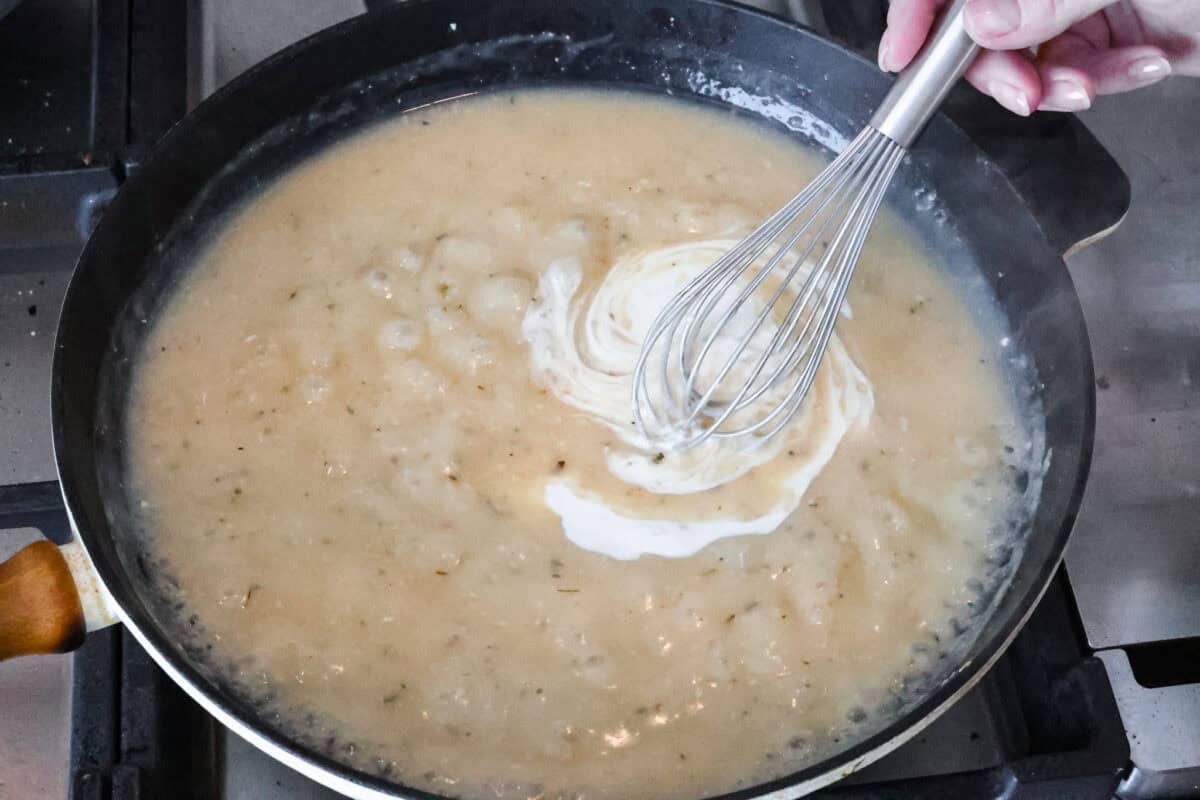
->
left=869, top=0, right=980, bottom=148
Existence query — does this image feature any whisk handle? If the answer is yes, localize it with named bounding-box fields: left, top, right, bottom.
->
left=870, top=0, right=979, bottom=148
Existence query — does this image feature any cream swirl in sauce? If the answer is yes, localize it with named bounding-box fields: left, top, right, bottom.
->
left=523, top=240, right=874, bottom=560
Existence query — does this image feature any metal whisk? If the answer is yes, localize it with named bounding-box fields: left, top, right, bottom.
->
left=633, top=0, right=979, bottom=450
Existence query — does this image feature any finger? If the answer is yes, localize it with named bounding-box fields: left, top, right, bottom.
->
left=963, top=0, right=1117, bottom=51
left=1033, top=29, right=1097, bottom=111
left=1102, top=2, right=1200, bottom=75
left=1100, top=2, right=1147, bottom=48
left=964, top=48, right=1043, bottom=115
left=1040, top=36, right=1172, bottom=95
left=879, top=0, right=947, bottom=72
left=1036, top=66, right=1095, bottom=111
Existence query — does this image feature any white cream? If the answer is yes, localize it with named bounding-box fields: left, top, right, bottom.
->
left=523, top=240, right=874, bottom=560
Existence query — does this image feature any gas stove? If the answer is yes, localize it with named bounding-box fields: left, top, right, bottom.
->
left=1, top=2, right=1197, bottom=799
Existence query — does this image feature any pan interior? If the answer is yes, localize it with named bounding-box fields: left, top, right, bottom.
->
left=78, top=9, right=1088, bottom=800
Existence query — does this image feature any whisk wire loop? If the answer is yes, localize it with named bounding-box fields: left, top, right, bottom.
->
left=632, top=128, right=906, bottom=450
left=632, top=0, right=979, bottom=452
left=677, top=129, right=877, bottom=417
left=708, top=130, right=895, bottom=414
left=747, top=141, right=907, bottom=442
left=701, top=131, right=901, bottom=442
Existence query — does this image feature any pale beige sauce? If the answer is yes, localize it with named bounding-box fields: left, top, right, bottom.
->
left=128, top=92, right=1026, bottom=799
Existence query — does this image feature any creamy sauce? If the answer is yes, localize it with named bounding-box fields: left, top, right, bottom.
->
left=126, top=91, right=1032, bottom=799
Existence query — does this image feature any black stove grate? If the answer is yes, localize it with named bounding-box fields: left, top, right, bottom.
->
left=822, top=572, right=1128, bottom=799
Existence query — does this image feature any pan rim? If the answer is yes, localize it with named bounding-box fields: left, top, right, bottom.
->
left=51, top=1, right=1096, bottom=798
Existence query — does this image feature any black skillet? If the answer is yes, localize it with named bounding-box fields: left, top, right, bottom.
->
left=2, top=0, right=1132, bottom=797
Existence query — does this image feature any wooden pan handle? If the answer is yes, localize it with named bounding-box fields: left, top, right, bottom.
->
left=0, top=540, right=86, bottom=661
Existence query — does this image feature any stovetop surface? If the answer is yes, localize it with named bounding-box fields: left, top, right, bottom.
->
left=1, top=1, right=1198, bottom=799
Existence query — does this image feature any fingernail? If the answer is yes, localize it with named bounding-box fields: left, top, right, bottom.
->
left=987, top=80, right=1031, bottom=116
left=966, top=0, right=1022, bottom=38
left=1128, top=56, right=1171, bottom=83
left=877, top=31, right=893, bottom=72
left=1040, top=80, right=1091, bottom=112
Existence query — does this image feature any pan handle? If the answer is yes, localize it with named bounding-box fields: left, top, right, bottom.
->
left=0, top=540, right=119, bottom=660
left=938, top=88, right=1131, bottom=257
left=814, top=7, right=1131, bottom=256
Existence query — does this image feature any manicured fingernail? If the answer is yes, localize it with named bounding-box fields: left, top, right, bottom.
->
left=1040, top=80, right=1091, bottom=112
left=877, top=31, right=893, bottom=72
left=1128, top=56, right=1171, bottom=83
left=987, top=81, right=1031, bottom=116
left=966, top=0, right=1022, bottom=38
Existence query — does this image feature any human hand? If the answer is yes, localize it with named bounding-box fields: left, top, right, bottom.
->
left=878, top=0, right=1200, bottom=114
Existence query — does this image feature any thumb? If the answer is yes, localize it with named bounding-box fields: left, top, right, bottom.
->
left=964, top=0, right=1115, bottom=49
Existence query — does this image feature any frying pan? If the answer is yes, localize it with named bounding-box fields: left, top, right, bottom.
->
left=0, top=1, right=1128, bottom=797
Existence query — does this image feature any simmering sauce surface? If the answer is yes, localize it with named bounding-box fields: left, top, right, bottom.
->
left=127, top=92, right=1029, bottom=799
